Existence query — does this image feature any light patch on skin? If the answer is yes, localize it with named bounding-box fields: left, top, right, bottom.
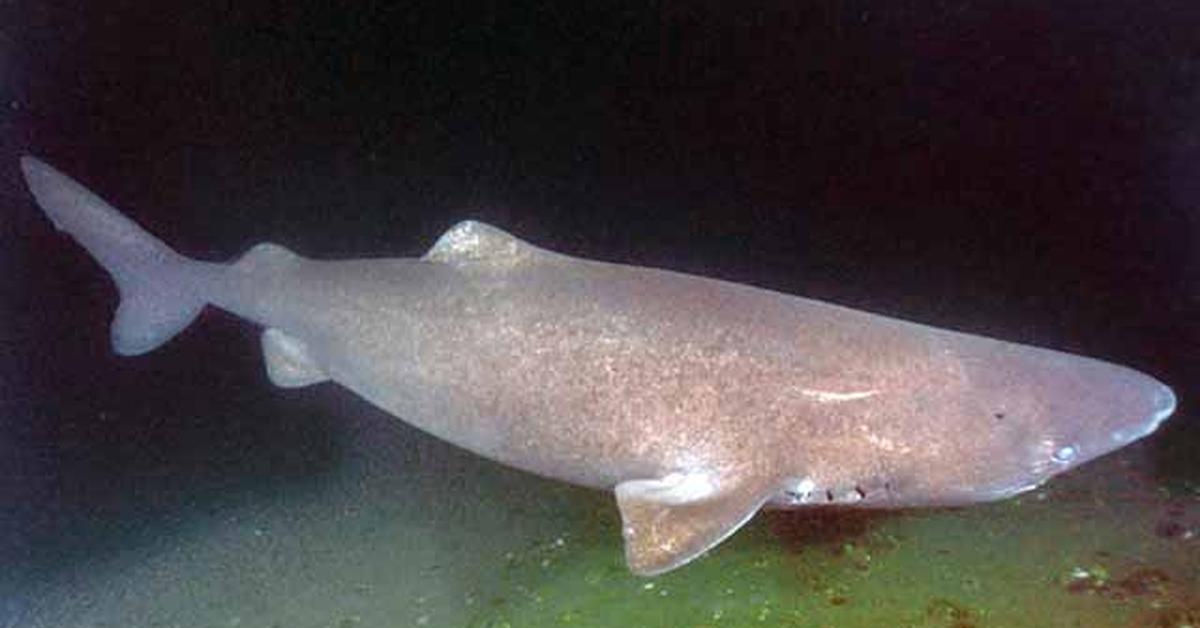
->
left=1051, top=444, right=1078, bottom=464
left=981, top=481, right=1043, bottom=501
left=778, top=477, right=868, bottom=506
left=777, top=477, right=820, bottom=504
left=799, top=388, right=880, bottom=403
left=1020, top=438, right=1090, bottom=482
left=840, top=488, right=864, bottom=503
left=791, top=477, right=816, bottom=495
left=646, top=471, right=718, bottom=505
left=857, top=424, right=912, bottom=454
left=1027, top=438, right=1071, bottom=476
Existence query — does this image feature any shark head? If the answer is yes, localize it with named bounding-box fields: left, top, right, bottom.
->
left=938, top=340, right=1176, bottom=501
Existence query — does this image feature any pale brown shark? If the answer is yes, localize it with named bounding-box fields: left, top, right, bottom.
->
left=20, top=156, right=1176, bottom=575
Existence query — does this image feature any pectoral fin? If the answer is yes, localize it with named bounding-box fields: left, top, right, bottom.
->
left=262, top=328, right=329, bottom=387
left=615, top=471, right=775, bottom=576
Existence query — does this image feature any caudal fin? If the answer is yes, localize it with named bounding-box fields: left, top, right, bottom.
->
left=20, top=156, right=214, bottom=355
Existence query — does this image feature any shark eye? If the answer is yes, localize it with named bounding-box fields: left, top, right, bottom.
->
left=1051, top=445, right=1078, bottom=464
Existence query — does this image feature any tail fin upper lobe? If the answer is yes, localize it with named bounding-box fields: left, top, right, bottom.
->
left=20, top=156, right=215, bottom=355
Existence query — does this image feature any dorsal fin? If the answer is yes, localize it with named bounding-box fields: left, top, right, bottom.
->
left=234, top=242, right=303, bottom=273
left=422, top=220, right=551, bottom=267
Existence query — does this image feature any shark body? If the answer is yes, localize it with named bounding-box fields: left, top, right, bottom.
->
left=20, top=157, right=1176, bottom=575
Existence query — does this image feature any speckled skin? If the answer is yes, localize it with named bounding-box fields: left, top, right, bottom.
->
left=21, top=157, right=1177, bottom=576
left=218, top=228, right=1172, bottom=505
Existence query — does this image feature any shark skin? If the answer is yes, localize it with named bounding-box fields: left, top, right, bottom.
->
left=19, top=156, right=1177, bottom=576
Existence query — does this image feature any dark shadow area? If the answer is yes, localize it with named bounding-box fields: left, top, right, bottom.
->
left=762, top=507, right=897, bottom=554
left=1, top=273, right=348, bottom=577
left=1158, top=419, right=1200, bottom=493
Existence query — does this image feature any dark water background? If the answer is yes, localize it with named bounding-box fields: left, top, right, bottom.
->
left=0, top=2, right=1196, bottom=626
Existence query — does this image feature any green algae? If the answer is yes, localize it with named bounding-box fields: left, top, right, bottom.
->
left=467, top=450, right=1198, bottom=628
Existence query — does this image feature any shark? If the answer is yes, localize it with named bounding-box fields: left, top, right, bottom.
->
left=19, top=156, right=1176, bottom=576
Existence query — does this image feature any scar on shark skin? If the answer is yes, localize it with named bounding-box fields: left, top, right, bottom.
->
left=799, top=389, right=881, bottom=403
left=19, top=156, right=1177, bottom=576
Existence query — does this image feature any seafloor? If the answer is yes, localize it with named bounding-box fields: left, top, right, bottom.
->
left=3, top=388, right=1195, bottom=628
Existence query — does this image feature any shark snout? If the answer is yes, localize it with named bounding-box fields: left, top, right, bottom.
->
left=1152, top=384, right=1177, bottom=424
left=1137, top=380, right=1176, bottom=438
left=1107, top=375, right=1175, bottom=446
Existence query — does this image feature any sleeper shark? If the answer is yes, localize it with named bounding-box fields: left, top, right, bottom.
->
left=19, top=156, right=1176, bottom=576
